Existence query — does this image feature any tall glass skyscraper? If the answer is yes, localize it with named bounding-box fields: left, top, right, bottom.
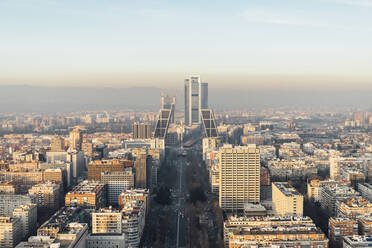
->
left=184, top=75, right=208, bottom=126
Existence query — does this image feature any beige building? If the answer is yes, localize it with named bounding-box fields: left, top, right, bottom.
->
left=224, top=215, right=328, bottom=248
left=219, top=145, right=260, bottom=211
left=272, top=182, right=304, bottom=216
left=69, top=128, right=82, bottom=150
left=92, top=209, right=122, bottom=234
left=50, top=136, right=65, bottom=152
left=0, top=216, right=22, bottom=248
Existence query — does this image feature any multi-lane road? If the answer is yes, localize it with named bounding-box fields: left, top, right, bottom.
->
left=166, top=152, right=188, bottom=248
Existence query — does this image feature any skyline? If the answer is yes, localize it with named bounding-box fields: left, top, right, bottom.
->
left=1, top=0, right=372, bottom=89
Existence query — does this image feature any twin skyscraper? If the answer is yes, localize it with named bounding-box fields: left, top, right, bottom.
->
left=184, top=75, right=208, bottom=126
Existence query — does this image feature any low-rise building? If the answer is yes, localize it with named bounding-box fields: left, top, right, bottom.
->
left=337, top=198, right=372, bottom=219
left=343, top=235, right=372, bottom=247
left=86, top=234, right=126, bottom=248
left=224, top=215, right=328, bottom=248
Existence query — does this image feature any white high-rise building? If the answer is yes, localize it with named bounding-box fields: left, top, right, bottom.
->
left=219, top=145, right=260, bottom=212
left=12, top=204, right=37, bottom=239
left=184, top=75, right=208, bottom=126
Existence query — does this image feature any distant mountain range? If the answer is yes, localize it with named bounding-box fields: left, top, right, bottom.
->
left=0, top=85, right=371, bottom=113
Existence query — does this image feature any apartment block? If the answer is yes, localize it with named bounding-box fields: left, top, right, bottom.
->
left=272, top=182, right=303, bottom=216
left=219, top=145, right=260, bottom=211
left=65, top=180, right=105, bottom=208
left=328, top=217, right=358, bottom=248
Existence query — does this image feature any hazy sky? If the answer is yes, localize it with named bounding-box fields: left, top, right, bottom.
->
left=1, top=0, right=372, bottom=89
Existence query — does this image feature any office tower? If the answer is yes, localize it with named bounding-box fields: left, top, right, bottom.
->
left=69, top=128, right=82, bottom=150
left=184, top=75, right=208, bottom=126
left=12, top=204, right=37, bottom=239
left=154, top=95, right=175, bottom=139
left=132, top=123, right=152, bottom=139
left=50, top=136, right=65, bottom=152
left=65, top=180, right=105, bottom=209
left=328, top=217, right=357, bottom=248
left=28, top=181, right=61, bottom=211
left=92, top=209, right=122, bottom=234
left=219, top=145, right=260, bottom=211
left=88, top=159, right=133, bottom=181
left=161, top=94, right=176, bottom=123
left=0, top=216, right=22, bottom=248
left=134, top=151, right=151, bottom=189
left=101, top=169, right=135, bottom=205
left=200, top=109, right=218, bottom=138
left=272, top=182, right=304, bottom=216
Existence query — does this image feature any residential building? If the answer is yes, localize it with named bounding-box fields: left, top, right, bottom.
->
left=119, top=189, right=150, bottom=216
left=65, top=180, right=105, bottom=208
left=219, top=145, right=260, bottom=211
left=0, top=216, right=22, bottom=248
left=272, top=182, right=304, bottom=216
left=92, top=209, right=122, bottom=234
left=0, top=194, right=37, bottom=216
left=224, top=215, right=328, bottom=248
left=328, top=217, right=358, bottom=248
left=86, top=234, right=125, bottom=248
left=28, top=181, right=61, bottom=210
left=13, top=204, right=37, bottom=239
left=337, top=198, right=372, bottom=219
